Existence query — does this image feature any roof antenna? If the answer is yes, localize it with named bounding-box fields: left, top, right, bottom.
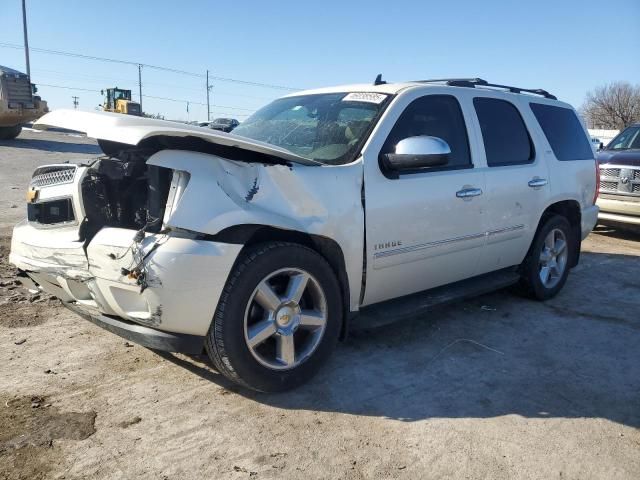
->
left=373, top=74, right=386, bottom=86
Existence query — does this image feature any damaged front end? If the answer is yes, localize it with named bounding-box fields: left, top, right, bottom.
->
left=11, top=110, right=365, bottom=353
left=11, top=145, right=242, bottom=351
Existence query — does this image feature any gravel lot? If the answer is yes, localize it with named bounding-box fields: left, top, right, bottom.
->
left=1, top=129, right=639, bottom=480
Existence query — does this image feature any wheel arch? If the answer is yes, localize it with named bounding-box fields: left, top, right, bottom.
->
left=537, top=199, right=582, bottom=267
left=210, top=224, right=352, bottom=339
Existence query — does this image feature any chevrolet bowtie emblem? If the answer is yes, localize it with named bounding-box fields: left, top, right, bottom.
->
left=26, top=187, right=39, bottom=203
left=280, top=314, right=290, bottom=322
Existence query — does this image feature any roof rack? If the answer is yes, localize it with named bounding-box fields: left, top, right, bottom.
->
left=411, top=78, right=557, bottom=100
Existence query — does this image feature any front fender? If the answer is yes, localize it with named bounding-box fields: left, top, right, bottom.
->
left=147, top=150, right=365, bottom=311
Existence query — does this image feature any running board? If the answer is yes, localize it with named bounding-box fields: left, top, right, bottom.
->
left=353, top=268, right=520, bottom=330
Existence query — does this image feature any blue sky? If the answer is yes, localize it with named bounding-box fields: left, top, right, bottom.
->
left=1, top=0, right=639, bottom=120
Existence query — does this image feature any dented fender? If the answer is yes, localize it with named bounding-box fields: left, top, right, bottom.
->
left=147, top=150, right=366, bottom=310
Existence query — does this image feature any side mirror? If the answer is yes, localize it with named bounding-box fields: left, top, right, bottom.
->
left=598, top=142, right=604, bottom=151
left=382, top=136, right=450, bottom=174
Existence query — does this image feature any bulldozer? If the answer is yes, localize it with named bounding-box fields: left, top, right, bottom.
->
left=0, top=65, right=48, bottom=140
left=101, top=87, right=141, bottom=116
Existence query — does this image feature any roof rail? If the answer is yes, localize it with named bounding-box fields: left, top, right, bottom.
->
left=411, top=78, right=557, bottom=100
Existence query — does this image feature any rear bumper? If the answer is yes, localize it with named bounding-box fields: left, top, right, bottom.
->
left=64, top=302, right=205, bottom=353
left=581, top=205, right=599, bottom=239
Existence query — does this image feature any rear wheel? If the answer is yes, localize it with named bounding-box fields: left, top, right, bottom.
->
left=518, top=215, right=572, bottom=300
left=205, top=242, right=342, bottom=392
left=0, top=125, right=22, bottom=140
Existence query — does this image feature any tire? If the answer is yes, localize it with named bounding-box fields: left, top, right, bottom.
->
left=205, top=242, right=343, bottom=392
left=0, top=125, right=22, bottom=140
left=518, top=214, right=572, bottom=300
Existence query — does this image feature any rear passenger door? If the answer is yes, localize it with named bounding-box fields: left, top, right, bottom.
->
left=471, top=96, right=550, bottom=273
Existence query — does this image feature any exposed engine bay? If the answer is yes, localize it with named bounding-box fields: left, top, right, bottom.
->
left=79, top=148, right=172, bottom=243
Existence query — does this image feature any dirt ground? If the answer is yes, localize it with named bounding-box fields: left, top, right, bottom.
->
left=1, top=129, right=639, bottom=480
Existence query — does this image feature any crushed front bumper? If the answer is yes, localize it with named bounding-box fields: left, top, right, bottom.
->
left=10, top=222, right=243, bottom=339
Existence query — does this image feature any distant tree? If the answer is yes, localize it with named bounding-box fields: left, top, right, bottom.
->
left=582, top=82, right=640, bottom=130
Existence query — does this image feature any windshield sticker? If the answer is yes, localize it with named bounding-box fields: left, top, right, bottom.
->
left=342, top=92, right=388, bottom=104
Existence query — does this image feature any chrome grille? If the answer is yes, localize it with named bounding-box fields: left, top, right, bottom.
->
left=599, top=180, right=618, bottom=192
left=600, top=167, right=620, bottom=178
left=30, top=165, right=77, bottom=187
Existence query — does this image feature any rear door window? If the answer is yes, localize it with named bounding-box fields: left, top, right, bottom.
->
left=529, top=103, right=594, bottom=160
left=473, top=98, right=533, bottom=167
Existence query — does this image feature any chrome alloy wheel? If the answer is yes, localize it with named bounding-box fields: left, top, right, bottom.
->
left=243, top=268, right=328, bottom=370
left=538, top=228, right=568, bottom=289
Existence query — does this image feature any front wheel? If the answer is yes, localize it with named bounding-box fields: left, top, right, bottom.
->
left=518, top=215, right=572, bottom=300
left=205, top=242, right=343, bottom=392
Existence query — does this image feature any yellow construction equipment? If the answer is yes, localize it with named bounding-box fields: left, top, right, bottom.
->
left=101, top=87, right=141, bottom=116
left=0, top=65, right=48, bottom=140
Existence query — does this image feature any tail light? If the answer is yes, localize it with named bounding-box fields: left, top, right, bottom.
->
left=593, top=160, right=600, bottom=204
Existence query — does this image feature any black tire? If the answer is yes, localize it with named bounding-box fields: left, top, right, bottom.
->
left=518, top=214, right=572, bottom=300
left=205, top=242, right=343, bottom=392
left=0, top=125, right=22, bottom=140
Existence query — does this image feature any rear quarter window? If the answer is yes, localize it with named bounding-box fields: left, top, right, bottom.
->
left=529, top=103, right=594, bottom=161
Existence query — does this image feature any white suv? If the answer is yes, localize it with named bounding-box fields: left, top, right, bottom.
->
left=10, top=77, right=599, bottom=391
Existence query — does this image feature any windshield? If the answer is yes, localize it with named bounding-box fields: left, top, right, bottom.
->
left=214, top=118, right=232, bottom=125
left=606, top=125, right=640, bottom=150
left=232, top=92, right=389, bottom=165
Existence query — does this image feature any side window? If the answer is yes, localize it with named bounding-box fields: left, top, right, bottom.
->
left=382, top=95, right=471, bottom=169
left=473, top=98, right=534, bottom=167
left=529, top=103, right=594, bottom=160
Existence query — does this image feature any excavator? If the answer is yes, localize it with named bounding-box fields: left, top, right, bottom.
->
left=101, top=87, right=141, bottom=116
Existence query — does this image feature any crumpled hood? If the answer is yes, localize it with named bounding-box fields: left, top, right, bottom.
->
left=34, top=109, right=319, bottom=166
left=597, top=149, right=640, bottom=167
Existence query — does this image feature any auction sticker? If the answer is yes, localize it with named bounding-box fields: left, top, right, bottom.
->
left=342, top=92, right=388, bottom=104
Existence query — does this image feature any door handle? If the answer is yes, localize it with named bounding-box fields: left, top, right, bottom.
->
left=456, top=188, right=483, bottom=198
left=528, top=178, right=548, bottom=188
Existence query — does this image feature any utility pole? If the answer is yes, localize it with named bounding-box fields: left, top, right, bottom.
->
left=206, top=70, right=211, bottom=122
left=72, top=96, right=79, bottom=109
left=21, top=0, right=31, bottom=79
left=137, top=64, right=143, bottom=113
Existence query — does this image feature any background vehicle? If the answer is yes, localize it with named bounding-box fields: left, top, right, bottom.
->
left=101, top=87, right=141, bottom=116
left=209, top=117, right=239, bottom=132
left=597, top=124, right=640, bottom=226
left=0, top=65, right=48, bottom=139
left=10, top=78, right=598, bottom=392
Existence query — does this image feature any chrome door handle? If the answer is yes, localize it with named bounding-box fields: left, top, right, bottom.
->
left=528, top=178, right=548, bottom=188
left=456, top=188, right=483, bottom=198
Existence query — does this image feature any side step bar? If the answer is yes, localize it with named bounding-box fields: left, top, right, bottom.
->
left=353, top=268, right=520, bottom=330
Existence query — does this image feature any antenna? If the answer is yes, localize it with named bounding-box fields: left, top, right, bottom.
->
left=373, top=74, right=386, bottom=86
left=72, top=96, right=79, bottom=109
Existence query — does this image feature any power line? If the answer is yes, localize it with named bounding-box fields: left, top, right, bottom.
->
left=36, top=83, right=254, bottom=115
left=38, top=83, right=99, bottom=93
left=0, top=41, right=300, bottom=91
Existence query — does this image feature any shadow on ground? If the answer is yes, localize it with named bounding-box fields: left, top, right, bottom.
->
left=0, top=137, right=101, bottom=155
left=156, top=248, right=640, bottom=428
